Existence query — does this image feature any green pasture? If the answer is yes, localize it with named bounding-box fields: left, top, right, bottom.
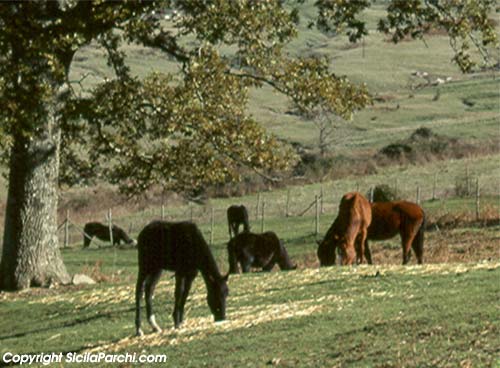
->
left=56, top=152, right=500, bottom=251
left=1, top=261, right=499, bottom=367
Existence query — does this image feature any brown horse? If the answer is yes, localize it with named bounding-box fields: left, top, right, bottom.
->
left=317, top=192, right=372, bottom=266
left=363, top=201, right=425, bottom=265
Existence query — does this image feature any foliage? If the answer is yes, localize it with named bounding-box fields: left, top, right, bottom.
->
left=378, top=0, right=498, bottom=72
left=1, top=0, right=497, bottom=196
left=371, top=184, right=399, bottom=202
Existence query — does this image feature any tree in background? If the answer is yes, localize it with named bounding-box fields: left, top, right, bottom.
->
left=0, top=1, right=496, bottom=291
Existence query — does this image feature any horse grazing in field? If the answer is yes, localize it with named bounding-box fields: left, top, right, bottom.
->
left=227, top=205, right=250, bottom=239
left=364, top=201, right=425, bottom=265
left=135, top=221, right=229, bottom=336
left=227, top=231, right=297, bottom=273
left=317, top=192, right=372, bottom=266
left=83, top=222, right=135, bottom=248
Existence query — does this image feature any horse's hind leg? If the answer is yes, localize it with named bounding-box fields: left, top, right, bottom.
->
left=135, top=272, right=147, bottom=336
left=364, top=240, right=373, bottom=265
left=145, top=270, right=163, bottom=333
left=173, top=273, right=196, bottom=328
left=356, top=229, right=368, bottom=265
left=411, top=220, right=425, bottom=265
left=262, top=260, right=276, bottom=272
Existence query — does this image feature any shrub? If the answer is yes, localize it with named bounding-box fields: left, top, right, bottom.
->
left=371, top=184, right=399, bottom=202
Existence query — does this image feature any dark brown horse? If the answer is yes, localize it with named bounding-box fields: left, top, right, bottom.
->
left=135, top=221, right=229, bottom=336
left=83, top=222, right=135, bottom=248
left=317, top=192, right=372, bottom=266
left=227, top=205, right=250, bottom=239
left=363, top=201, right=425, bottom=265
left=227, top=231, right=297, bottom=273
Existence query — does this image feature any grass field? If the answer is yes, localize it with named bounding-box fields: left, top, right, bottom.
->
left=0, top=2, right=499, bottom=367
left=1, top=260, right=499, bottom=367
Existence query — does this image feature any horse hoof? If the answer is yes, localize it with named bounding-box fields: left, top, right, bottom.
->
left=136, top=329, right=144, bottom=337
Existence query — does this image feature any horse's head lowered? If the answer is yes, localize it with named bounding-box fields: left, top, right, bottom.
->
left=317, top=237, right=336, bottom=267
left=207, top=274, right=229, bottom=322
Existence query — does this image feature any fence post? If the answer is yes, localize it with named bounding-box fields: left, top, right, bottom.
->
left=107, top=208, right=114, bottom=246
left=416, top=186, right=421, bottom=205
left=256, top=193, right=261, bottom=220
left=369, top=187, right=374, bottom=203
left=432, top=173, right=437, bottom=201
left=475, top=178, right=480, bottom=221
left=64, top=210, right=69, bottom=248
left=315, top=195, right=320, bottom=236
left=466, top=166, right=471, bottom=196
left=161, top=204, right=165, bottom=220
left=210, top=207, right=215, bottom=245
left=260, top=201, right=265, bottom=233
left=320, top=186, right=324, bottom=214
left=285, top=189, right=291, bottom=217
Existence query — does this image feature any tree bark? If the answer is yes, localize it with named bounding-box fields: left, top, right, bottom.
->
left=0, top=110, right=70, bottom=290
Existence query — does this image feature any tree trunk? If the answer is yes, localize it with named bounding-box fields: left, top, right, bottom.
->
left=0, top=114, right=70, bottom=290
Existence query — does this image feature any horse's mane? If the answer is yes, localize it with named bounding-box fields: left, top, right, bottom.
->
left=189, top=223, right=223, bottom=280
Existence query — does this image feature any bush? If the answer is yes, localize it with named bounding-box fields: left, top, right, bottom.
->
left=371, top=184, right=399, bottom=202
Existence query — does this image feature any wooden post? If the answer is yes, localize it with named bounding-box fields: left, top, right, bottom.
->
left=466, top=166, right=470, bottom=196
left=416, top=186, right=421, bottom=205
left=64, top=210, right=69, bottom=249
left=475, top=178, right=480, bottom=221
left=260, top=201, right=265, bottom=233
left=285, top=189, right=291, bottom=217
left=369, top=187, right=374, bottom=203
left=161, top=204, right=165, bottom=220
left=320, top=186, right=324, bottom=214
left=432, top=173, right=437, bottom=201
left=315, top=195, right=320, bottom=236
left=256, top=193, right=261, bottom=220
left=210, top=207, right=215, bottom=245
left=107, top=208, right=114, bottom=246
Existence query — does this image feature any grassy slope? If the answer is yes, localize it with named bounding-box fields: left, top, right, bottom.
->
left=0, top=3, right=499, bottom=367
left=1, top=263, right=499, bottom=367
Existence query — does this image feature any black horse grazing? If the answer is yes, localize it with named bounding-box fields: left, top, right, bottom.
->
left=135, top=221, right=229, bottom=336
left=227, top=205, right=250, bottom=239
left=227, top=231, right=297, bottom=274
left=83, top=222, right=136, bottom=248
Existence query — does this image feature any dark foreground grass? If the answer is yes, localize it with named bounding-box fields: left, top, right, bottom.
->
left=1, top=261, right=499, bottom=367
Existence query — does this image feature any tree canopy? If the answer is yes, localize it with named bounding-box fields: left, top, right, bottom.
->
left=1, top=1, right=497, bottom=197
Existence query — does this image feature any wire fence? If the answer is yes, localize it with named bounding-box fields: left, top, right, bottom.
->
left=58, top=170, right=499, bottom=249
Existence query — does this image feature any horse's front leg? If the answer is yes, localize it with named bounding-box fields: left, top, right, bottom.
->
left=173, top=273, right=195, bottom=328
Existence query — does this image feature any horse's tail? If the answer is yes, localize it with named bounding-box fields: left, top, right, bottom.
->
left=227, top=239, right=239, bottom=274
left=412, top=211, right=425, bottom=265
